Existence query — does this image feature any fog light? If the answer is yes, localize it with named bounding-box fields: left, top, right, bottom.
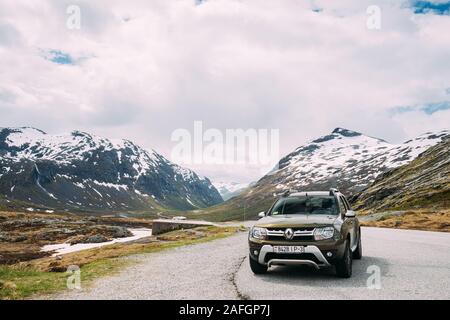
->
left=327, top=252, right=333, bottom=257
left=254, top=250, right=259, bottom=256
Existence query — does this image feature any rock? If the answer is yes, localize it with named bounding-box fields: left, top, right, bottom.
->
left=61, top=228, right=77, bottom=235
left=83, top=234, right=109, bottom=243
left=48, top=261, right=67, bottom=273
left=12, top=235, right=27, bottom=242
left=68, top=234, right=109, bottom=244
left=68, top=235, right=85, bottom=245
left=36, top=233, right=52, bottom=241
left=107, top=226, right=132, bottom=238
left=67, top=234, right=110, bottom=245
left=0, top=233, right=11, bottom=242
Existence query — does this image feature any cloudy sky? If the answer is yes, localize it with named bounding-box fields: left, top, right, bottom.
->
left=0, top=0, right=449, bottom=183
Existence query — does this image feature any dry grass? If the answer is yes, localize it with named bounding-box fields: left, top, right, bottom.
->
left=0, top=210, right=153, bottom=264
left=22, top=226, right=239, bottom=272
left=361, top=209, right=450, bottom=232
left=0, top=225, right=241, bottom=299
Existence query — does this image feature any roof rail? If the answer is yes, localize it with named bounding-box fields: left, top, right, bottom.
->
left=329, top=188, right=339, bottom=196
left=273, top=189, right=299, bottom=198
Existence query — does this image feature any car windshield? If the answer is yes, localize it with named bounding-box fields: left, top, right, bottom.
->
left=270, top=196, right=339, bottom=216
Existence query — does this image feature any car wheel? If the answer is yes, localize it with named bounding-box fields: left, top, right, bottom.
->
left=336, top=240, right=352, bottom=278
left=249, top=255, right=268, bottom=274
left=353, top=231, right=362, bottom=260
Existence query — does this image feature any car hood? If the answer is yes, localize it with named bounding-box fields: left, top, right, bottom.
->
left=255, top=214, right=338, bottom=228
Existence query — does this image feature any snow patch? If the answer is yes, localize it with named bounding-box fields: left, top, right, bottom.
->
left=92, top=180, right=128, bottom=191
left=41, top=228, right=152, bottom=256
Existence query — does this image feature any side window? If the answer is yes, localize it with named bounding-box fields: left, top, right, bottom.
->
left=338, top=197, right=347, bottom=214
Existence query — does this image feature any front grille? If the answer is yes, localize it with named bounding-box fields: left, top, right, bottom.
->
left=264, top=253, right=321, bottom=264
left=267, top=227, right=315, bottom=232
left=267, top=235, right=314, bottom=242
left=266, top=227, right=315, bottom=241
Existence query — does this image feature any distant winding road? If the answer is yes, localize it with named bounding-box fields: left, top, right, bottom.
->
left=53, top=225, right=450, bottom=300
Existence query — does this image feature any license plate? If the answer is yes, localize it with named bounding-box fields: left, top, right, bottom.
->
left=273, top=246, right=305, bottom=254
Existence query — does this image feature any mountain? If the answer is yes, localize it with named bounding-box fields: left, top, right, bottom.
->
left=265, top=128, right=449, bottom=193
left=197, top=128, right=449, bottom=221
left=351, top=137, right=450, bottom=211
left=212, top=181, right=249, bottom=201
left=0, top=127, right=223, bottom=213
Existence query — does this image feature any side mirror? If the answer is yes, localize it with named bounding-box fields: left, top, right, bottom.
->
left=258, top=212, right=266, bottom=218
left=345, top=210, right=356, bottom=218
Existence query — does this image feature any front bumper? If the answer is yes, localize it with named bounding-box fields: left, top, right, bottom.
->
left=256, top=244, right=331, bottom=269
left=249, top=237, right=346, bottom=268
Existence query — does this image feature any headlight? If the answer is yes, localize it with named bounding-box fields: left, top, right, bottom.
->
left=250, top=227, right=267, bottom=240
left=314, top=227, right=335, bottom=240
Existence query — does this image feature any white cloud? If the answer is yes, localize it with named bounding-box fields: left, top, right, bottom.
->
left=0, top=0, right=449, bottom=183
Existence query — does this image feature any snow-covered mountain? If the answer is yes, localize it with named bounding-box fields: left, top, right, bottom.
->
left=201, top=127, right=449, bottom=221
left=213, top=181, right=249, bottom=201
left=270, top=127, right=450, bottom=193
left=0, top=127, right=223, bottom=213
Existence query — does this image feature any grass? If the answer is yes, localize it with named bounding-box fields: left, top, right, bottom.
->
left=390, top=189, right=450, bottom=211
left=360, top=209, right=450, bottom=232
left=0, top=226, right=242, bottom=300
left=0, top=266, right=67, bottom=299
left=0, top=258, right=127, bottom=300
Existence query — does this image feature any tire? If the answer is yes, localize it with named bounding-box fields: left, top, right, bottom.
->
left=249, top=255, right=268, bottom=274
left=336, top=240, right=352, bottom=278
left=353, top=231, right=363, bottom=260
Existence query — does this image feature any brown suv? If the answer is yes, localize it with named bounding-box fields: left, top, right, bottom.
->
left=248, top=189, right=362, bottom=278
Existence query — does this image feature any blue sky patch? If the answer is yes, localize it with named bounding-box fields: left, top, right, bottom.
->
left=43, top=49, right=75, bottom=65
left=390, top=101, right=450, bottom=115
left=421, top=101, right=450, bottom=114
left=409, top=1, right=450, bottom=15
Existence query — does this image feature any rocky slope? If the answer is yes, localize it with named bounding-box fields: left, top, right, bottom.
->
left=0, top=127, right=223, bottom=213
left=351, top=137, right=450, bottom=211
left=0, top=211, right=152, bottom=265
left=198, top=128, right=449, bottom=221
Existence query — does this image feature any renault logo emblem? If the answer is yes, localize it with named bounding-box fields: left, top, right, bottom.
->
left=284, top=228, right=294, bottom=240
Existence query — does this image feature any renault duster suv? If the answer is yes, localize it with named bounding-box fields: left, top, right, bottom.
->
left=248, top=189, right=362, bottom=278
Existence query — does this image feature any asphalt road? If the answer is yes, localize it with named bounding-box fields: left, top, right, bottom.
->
left=54, top=226, right=450, bottom=300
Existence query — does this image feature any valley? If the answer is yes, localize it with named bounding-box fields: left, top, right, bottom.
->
left=0, top=126, right=449, bottom=299
left=2, top=126, right=448, bottom=223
